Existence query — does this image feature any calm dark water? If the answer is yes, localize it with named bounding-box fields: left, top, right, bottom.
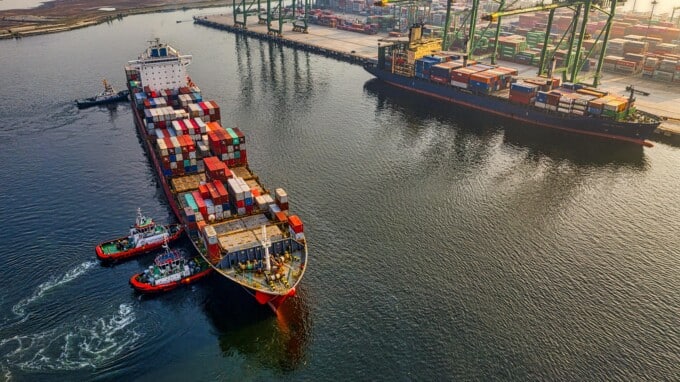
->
left=1, top=8, right=679, bottom=381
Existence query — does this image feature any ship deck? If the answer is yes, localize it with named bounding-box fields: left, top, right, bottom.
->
left=169, top=166, right=305, bottom=295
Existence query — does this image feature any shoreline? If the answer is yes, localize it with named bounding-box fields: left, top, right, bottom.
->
left=0, top=0, right=230, bottom=39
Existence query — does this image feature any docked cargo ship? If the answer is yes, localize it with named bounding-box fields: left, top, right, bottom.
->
left=364, top=25, right=661, bottom=146
left=124, top=39, right=308, bottom=310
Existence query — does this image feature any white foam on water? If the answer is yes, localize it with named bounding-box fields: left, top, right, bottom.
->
left=1, top=364, right=11, bottom=381
left=11, top=261, right=97, bottom=317
left=0, top=303, right=141, bottom=372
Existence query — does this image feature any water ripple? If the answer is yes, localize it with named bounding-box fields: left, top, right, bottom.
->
left=0, top=303, right=141, bottom=372
left=11, top=261, right=98, bottom=317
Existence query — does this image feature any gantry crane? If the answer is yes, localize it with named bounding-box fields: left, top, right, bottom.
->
left=672, top=6, right=680, bottom=27
left=480, top=0, right=627, bottom=87
left=378, top=0, right=626, bottom=87
left=233, top=0, right=311, bottom=35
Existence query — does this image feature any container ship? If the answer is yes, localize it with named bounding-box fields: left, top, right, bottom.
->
left=364, top=25, right=661, bottom=146
left=124, top=39, right=308, bottom=310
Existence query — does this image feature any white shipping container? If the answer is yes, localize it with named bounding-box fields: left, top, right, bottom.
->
left=289, top=227, right=305, bottom=241
left=204, top=225, right=218, bottom=244
left=172, top=121, right=182, bottom=136
left=195, top=118, right=207, bottom=133
left=262, top=194, right=274, bottom=204
left=215, top=204, right=223, bottom=214
left=170, top=136, right=181, bottom=149
left=451, top=80, right=468, bottom=89
left=255, top=195, right=268, bottom=209
left=157, top=139, right=168, bottom=155
left=275, top=188, right=288, bottom=204
left=228, top=178, right=245, bottom=200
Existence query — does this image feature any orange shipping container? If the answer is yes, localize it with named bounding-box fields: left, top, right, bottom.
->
left=275, top=211, right=288, bottom=223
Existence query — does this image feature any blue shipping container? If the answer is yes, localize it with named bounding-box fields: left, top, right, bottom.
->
left=588, top=107, right=602, bottom=115
left=536, top=91, right=549, bottom=103
left=431, top=65, right=452, bottom=79
left=469, top=80, right=490, bottom=90
left=511, top=83, right=538, bottom=93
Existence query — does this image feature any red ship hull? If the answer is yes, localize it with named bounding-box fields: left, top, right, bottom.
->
left=129, top=267, right=213, bottom=294
left=95, top=224, right=184, bottom=262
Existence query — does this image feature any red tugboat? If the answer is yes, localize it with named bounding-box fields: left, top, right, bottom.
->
left=96, top=208, right=184, bottom=262
left=129, top=241, right=212, bottom=294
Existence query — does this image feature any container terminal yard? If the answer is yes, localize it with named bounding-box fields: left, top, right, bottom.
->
left=193, top=0, right=680, bottom=142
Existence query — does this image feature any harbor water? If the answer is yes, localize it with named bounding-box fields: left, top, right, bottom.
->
left=1, top=7, right=679, bottom=381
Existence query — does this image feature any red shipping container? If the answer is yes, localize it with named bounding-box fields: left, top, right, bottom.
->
left=213, top=180, right=230, bottom=204
left=288, top=215, right=304, bottom=233
left=509, top=92, right=535, bottom=105
left=251, top=188, right=261, bottom=197
left=236, top=200, right=245, bottom=208
left=163, top=137, right=174, bottom=155
left=192, top=191, right=207, bottom=218
left=199, top=184, right=210, bottom=199
left=207, top=183, right=220, bottom=203
left=430, top=75, right=449, bottom=84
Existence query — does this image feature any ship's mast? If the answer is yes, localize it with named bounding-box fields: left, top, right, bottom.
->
left=262, top=225, right=271, bottom=273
